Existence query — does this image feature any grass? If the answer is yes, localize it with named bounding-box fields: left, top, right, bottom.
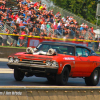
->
left=96, top=52, right=100, bottom=54
left=0, top=45, right=26, bottom=49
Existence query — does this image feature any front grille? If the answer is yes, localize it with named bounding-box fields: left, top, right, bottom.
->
left=19, top=59, right=46, bottom=65
left=18, top=66, right=46, bottom=72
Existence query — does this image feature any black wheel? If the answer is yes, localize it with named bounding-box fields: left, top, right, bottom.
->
left=14, top=69, right=25, bottom=81
left=47, top=76, right=56, bottom=83
left=56, top=67, right=69, bottom=85
left=85, top=68, right=99, bottom=86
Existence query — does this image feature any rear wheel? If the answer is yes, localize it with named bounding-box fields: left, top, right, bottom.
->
left=85, top=68, right=99, bottom=86
left=14, top=69, right=25, bottom=81
left=56, top=67, right=69, bottom=85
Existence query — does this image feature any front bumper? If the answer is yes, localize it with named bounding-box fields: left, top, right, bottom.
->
left=7, top=62, right=58, bottom=74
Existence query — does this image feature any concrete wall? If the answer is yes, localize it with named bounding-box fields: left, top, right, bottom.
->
left=0, top=86, right=100, bottom=100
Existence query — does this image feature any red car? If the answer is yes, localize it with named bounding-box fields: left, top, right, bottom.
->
left=7, top=41, right=100, bottom=86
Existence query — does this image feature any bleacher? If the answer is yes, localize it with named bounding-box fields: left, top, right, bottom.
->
left=0, top=0, right=98, bottom=49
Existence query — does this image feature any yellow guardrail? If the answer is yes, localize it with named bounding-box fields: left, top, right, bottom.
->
left=0, top=33, right=99, bottom=43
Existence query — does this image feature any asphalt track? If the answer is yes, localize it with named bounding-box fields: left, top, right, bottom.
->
left=0, top=58, right=100, bottom=86
left=1, top=58, right=100, bottom=100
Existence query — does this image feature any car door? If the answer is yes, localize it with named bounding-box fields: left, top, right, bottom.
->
left=74, top=47, right=92, bottom=76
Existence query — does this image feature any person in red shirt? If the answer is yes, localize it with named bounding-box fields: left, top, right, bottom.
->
left=14, top=13, right=19, bottom=20
left=34, top=2, right=39, bottom=8
left=19, top=28, right=26, bottom=46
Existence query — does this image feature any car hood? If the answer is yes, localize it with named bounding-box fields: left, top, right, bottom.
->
left=9, top=52, right=74, bottom=61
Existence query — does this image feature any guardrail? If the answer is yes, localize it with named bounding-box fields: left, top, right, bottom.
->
left=0, top=86, right=100, bottom=100
left=0, top=33, right=99, bottom=43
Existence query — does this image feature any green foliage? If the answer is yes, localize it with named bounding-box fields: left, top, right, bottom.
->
left=51, top=0, right=98, bottom=25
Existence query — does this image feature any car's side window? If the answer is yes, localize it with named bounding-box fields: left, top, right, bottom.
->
left=76, top=47, right=82, bottom=56
left=82, top=48, right=90, bottom=57
left=76, top=47, right=90, bottom=57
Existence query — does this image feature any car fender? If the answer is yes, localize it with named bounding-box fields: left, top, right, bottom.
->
left=57, top=63, right=71, bottom=74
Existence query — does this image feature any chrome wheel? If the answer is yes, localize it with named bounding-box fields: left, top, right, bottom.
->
left=94, top=70, right=98, bottom=82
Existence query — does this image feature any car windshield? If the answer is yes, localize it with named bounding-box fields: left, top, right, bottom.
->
left=36, top=43, right=75, bottom=55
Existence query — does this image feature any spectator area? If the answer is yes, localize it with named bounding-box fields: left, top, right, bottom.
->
left=0, top=0, right=97, bottom=47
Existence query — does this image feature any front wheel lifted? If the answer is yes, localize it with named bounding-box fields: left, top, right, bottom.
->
left=56, top=67, right=69, bottom=85
left=85, top=68, right=99, bottom=86
left=14, top=69, right=25, bottom=81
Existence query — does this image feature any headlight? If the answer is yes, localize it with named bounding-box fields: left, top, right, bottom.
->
left=14, top=58, right=19, bottom=63
left=52, top=61, right=58, bottom=67
left=46, top=61, right=51, bottom=66
left=8, top=57, right=13, bottom=63
left=46, top=60, right=59, bottom=67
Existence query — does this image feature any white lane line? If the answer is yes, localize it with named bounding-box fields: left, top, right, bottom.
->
left=0, top=68, right=13, bottom=73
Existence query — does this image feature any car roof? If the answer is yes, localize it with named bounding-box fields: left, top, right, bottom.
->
left=40, top=41, right=98, bottom=56
left=41, top=41, right=94, bottom=51
left=41, top=41, right=86, bottom=47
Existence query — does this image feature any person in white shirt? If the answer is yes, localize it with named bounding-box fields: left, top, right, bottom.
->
left=16, top=16, right=21, bottom=23
left=41, top=22, right=46, bottom=32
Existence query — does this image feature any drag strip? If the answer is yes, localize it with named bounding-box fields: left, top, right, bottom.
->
left=0, top=68, right=13, bottom=73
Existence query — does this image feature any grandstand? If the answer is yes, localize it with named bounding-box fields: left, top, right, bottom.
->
left=0, top=0, right=99, bottom=50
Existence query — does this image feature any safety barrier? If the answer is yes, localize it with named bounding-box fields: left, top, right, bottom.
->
left=0, top=33, right=99, bottom=42
left=0, top=32, right=99, bottom=52
left=0, top=86, right=100, bottom=100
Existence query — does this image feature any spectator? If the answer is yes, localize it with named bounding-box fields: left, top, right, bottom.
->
left=16, top=15, right=21, bottom=23
left=10, top=29, right=19, bottom=46
left=19, top=28, right=26, bottom=47
left=49, top=17, right=54, bottom=23
left=56, top=23, right=63, bottom=36
left=40, top=22, right=46, bottom=32
left=2, top=28, right=9, bottom=46
left=46, top=22, right=51, bottom=31
left=43, top=32, right=47, bottom=37
left=70, top=28, right=75, bottom=38
left=36, top=24, right=40, bottom=34
left=10, top=19, right=17, bottom=29
left=48, top=33, right=52, bottom=37
left=40, top=32, right=44, bottom=38
left=19, top=20, right=26, bottom=29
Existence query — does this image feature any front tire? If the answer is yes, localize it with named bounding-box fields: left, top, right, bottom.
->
left=47, top=76, right=56, bottom=84
left=14, top=69, right=25, bottom=81
left=56, top=67, right=69, bottom=85
left=85, top=68, right=99, bottom=86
